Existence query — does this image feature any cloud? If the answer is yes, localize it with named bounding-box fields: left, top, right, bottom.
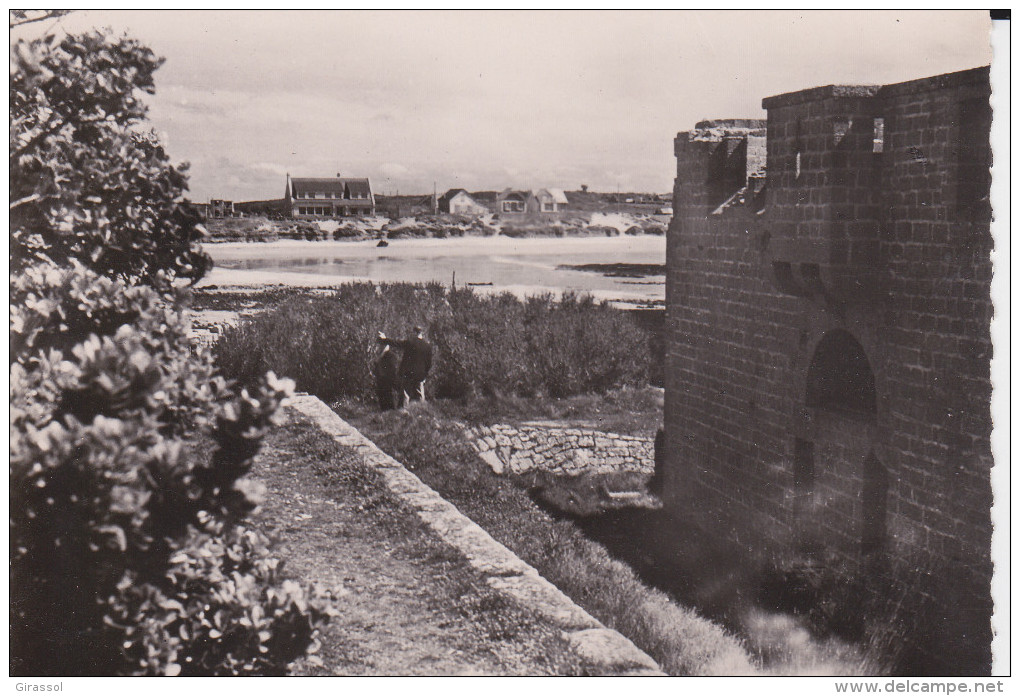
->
left=379, top=163, right=410, bottom=178
left=250, top=162, right=289, bottom=177
left=80, top=10, right=992, bottom=201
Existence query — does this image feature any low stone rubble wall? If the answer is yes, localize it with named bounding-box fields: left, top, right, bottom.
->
left=187, top=310, right=241, bottom=349
left=465, top=423, right=654, bottom=476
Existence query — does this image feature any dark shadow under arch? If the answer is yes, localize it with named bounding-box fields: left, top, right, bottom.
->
left=806, top=329, right=876, bottom=414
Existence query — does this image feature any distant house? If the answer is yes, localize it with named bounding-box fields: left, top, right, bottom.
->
left=535, top=188, right=569, bottom=213
left=438, top=189, right=488, bottom=216
left=496, top=189, right=532, bottom=214
left=469, top=191, right=499, bottom=211
left=496, top=188, right=569, bottom=215
left=209, top=199, right=235, bottom=219
left=284, top=174, right=375, bottom=218
left=375, top=194, right=435, bottom=218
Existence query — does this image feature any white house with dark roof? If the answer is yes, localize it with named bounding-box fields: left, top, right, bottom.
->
left=285, top=174, right=375, bottom=218
left=496, top=189, right=532, bottom=214
left=438, top=188, right=489, bottom=216
left=496, top=188, right=570, bottom=215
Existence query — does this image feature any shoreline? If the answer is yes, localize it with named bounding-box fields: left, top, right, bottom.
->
left=198, top=234, right=667, bottom=309
left=203, top=232, right=666, bottom=254
left=196, top=268, right=664, bottom=309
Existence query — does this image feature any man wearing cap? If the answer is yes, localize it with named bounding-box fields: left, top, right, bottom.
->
left=377, top=326, right=433, bottom=406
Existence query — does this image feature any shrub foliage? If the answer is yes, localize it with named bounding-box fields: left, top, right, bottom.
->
left=10, top=263, right=331, bottom=675
left=10, top=27, right=210, bottom=287
left=215, top=283, right=649, bottom=402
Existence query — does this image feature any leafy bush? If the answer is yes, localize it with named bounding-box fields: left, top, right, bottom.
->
left=215, top=283, right=649, bottom=402
left=109, top=525, right=330, bottom=675
left=302, top=224, right=328, bottom=241
left=10, top=262, right=332, bottom=675
left=333, top=225, right=363, bottom=239
left=10, top=28, right=209, bottom=287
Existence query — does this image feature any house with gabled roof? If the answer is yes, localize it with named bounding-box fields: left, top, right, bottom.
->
left=535, top=188, right=569, bottom=213
left=438, top=189, right=489, bottom=216
left=496, top=189, right=533, bottom=214
left=495, top=188, right=571, bottom=215
left=284, top=174, right=375, bottom=218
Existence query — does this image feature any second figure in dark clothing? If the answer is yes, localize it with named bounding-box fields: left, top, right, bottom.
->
left=377, top=326, right=433, bottom=407
left=372, top=338, right=400, bottom=410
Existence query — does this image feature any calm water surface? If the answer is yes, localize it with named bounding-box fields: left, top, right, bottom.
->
left=206, top=236, right=667, bottom=303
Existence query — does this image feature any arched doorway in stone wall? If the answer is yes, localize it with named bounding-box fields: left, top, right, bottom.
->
left=805, top=329, right=876, bottom=415
left=797, top=330, right=886, bottom=555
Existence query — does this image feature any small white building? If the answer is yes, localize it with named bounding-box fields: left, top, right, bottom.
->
left=535, top=188, right=569, bottom=213
left=438, top=189, right=489, bottom=216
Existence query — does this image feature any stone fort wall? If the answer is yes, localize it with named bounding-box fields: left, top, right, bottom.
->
left=663, top=67, right=993, bottom=673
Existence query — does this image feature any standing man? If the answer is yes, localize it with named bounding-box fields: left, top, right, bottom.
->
left=372, top=335, right=399, bottom=411
left=378, top=326, right=433, bottom=406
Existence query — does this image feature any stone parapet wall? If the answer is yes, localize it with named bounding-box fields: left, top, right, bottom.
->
left=466, top=423, right=654, bottom=476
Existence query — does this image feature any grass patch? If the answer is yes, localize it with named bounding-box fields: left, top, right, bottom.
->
left=342, top=402, right=756, bottom=676
left=416, top=384, right=663, bottom=437
left=215, top=283, right=650, bottom=403
left=756, top=547, right=991, bottom=675
left=563, top=505, right=887, bottom=675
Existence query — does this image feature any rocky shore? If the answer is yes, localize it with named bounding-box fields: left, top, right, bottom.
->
left=203, top=212, right=669, bottom=243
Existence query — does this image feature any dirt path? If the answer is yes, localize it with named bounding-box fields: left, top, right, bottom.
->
left=247, top=414, right=603, bottom=675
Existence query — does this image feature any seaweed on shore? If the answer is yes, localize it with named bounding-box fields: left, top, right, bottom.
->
left=559, top=263, right=666, bottom=278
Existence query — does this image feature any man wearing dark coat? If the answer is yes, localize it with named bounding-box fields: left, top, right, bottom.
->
left=377, top=326, right=433, bottom=406
left=372, top=338, right=399, bottom=411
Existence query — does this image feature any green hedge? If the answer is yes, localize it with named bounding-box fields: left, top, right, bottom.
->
left=215, top=284, right=649, bottom=402
left=10, top=262, right=332, bottom=675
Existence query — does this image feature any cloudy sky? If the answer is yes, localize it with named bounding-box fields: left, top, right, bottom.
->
left=34, top=10, right=992, bottom=201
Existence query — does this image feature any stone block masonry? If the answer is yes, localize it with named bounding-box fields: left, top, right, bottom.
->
left=464, top=423, right=654, bottom=476
left=665, top=67, right=993, bottom=674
